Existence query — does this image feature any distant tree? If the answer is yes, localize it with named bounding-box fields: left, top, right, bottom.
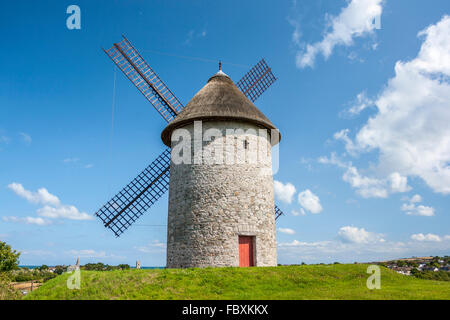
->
left=333, top=262, right=340, bottom=264
left=82, top=262, right=117, bottom=271
left=39, top=265, right=49, bottom=271
left=396, top=260, right=406, bottom=267
left=54, top=265, right=67, bottom=275
left=301, top=262, right=306, bottom=265
left=0, top=241, right=20, bottom=272
left=431, top=262, right=440, bottom=268
left=83, top=263, right=108, bottom=271
left=118, top=264, right=130, bottom=270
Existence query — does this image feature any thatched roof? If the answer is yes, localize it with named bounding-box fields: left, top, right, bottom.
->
left=161, top=72, right=279, bottom=146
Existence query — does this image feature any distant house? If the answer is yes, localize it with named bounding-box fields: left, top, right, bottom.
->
left=396, top=270, right=411, bottom=276
left=392, top=266, right=412, bottom=276
left=423, top=266, right=439, bottom=272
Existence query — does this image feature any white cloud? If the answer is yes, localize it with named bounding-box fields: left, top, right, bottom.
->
left=0, top=135, right=10, bottom=144
left=8, top=182, right=93, bottom=222
left=298, top=189, right=323, bottom=214
left=135, top=240, right=166, bottom=253
left=278, top=237, right=450, bottom=264
left=277, top=227, right=450, bottom=264
left=333, top=129, right=358, bottom=155
left=348, top=15, right=450, bottom=194
left=278, top=228, right=296, bottom=235
left=295, top=0, right=382, bottom=68
left=20, top=249, right=55, bottom=257
left=319, top=153, right=388, bottom=198
left=63, top=158, right=79, bottom=163
left=184, top=29, right=207, bottom=45
left=274, top=180, right=297, bottom=204
left=278, top=240, right=332, bottom=248
left=66, top=249, right=124, bottom=260
left=389, top=172, right=411, bottom=193
left=401, top=194, right=435, bottom=217
left=402, top=203, right=435, bottom=217
left=288, top=16, right=301, bottom=46
left=319, top=153, right=412, bottom=198
left=8, top=183, right=60, bottom=206
left=68, top=249, right=107, bottom=258
left=409, top=194, right=422, bottom=203
left=343, top=166, right=385, bottom=198
left=2, top=216, right=50, bottom=226
left=338, top=226, right=384, bottom=244
left=345, top=91, right=375, bottom=116
left=19, top=132, right=32, bottom=144
left=37, top=205, right=93, bottom=221
left=411, top=233, right=441, bottom=242
left=63, top=158, right=94, bottom=169
left=291, top=208, right=306, bottom=216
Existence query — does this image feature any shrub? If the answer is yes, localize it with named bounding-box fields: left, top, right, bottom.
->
left=82, top=263, right=132, bottom=271
left=0, top=272, right=21, bottom=300
left=413, top=270, right=450, bottom=281
left=11, top=268, right=57, bottom=282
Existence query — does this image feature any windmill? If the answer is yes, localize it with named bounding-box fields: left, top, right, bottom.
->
left=95, top=36, right=284, bottom=266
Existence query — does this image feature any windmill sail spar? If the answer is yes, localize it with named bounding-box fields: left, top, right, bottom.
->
left=97, top=36, right=280, bottom=237
left=95, top=148, right=171, bottom=237
left=103, top=36, right=184, bottom=123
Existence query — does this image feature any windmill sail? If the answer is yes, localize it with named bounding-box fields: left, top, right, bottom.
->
left=97, top=36, right=280, bottom=237
left=103, top=36, right=184, bottom=123
left=95, top=148, right=171, bottom=237
left=236, top=59, right=277, bottom=102
left=275, top=205, right=284, bottom=220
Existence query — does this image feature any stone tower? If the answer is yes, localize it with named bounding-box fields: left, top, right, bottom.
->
left=161, top=70, right=281, bottom=268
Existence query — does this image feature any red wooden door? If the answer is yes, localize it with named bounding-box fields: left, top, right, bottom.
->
left=239, top=236, right=254, bottom=267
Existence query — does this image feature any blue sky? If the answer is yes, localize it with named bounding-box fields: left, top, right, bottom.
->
left=1, top=0, right=449, bottom=266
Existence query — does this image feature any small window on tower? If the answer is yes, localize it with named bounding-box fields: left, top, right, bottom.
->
left=244, top=139, right=249, bottom=149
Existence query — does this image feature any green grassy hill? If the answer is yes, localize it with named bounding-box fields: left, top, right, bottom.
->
left=25, top=264, right=450, bottom=300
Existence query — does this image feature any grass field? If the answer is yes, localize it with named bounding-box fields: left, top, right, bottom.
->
left=25, top=264, right=450, bottom=300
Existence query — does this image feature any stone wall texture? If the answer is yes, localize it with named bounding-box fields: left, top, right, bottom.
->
left=166, top=120, right=277, bottom=268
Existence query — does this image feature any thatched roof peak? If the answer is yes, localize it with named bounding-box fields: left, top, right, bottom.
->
left=161, top=72, right=279, bottom=146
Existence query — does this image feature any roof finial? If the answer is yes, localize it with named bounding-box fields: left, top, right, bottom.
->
left=214, top=61, right=228, bottom=78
